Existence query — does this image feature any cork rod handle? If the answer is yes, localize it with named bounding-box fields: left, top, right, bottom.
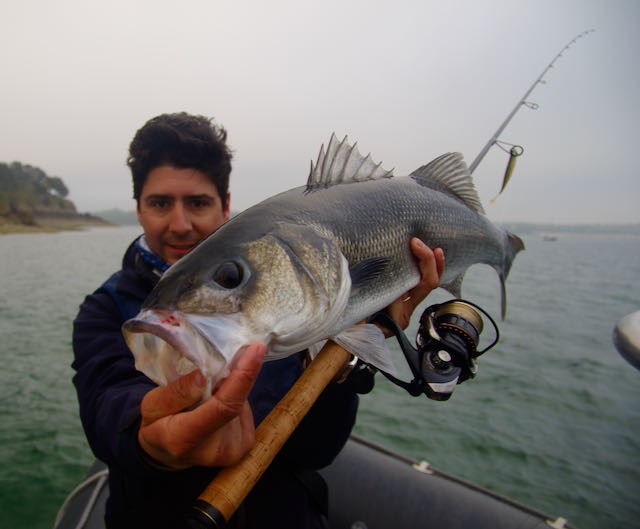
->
left=186, top=340, right=352, bottom=528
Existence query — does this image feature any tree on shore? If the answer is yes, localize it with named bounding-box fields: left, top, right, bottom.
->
left=0, top=162, right=75, bottom=224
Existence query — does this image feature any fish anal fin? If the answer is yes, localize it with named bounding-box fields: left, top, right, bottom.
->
left=440, top=272, right=465, bottom=298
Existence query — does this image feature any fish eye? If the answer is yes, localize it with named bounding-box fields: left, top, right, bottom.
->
left=212, top=261, right=243, bottom=289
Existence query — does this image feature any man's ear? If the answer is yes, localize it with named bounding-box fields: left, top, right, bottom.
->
left=136, top=202, right=143, bottom=224
left=223, top=192, right=231, bottom=223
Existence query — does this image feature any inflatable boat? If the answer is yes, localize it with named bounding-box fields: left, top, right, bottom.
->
left=54, top=434, right=575, bottom=529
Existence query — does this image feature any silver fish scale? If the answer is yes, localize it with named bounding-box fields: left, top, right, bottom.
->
left=241, top=174, right=509, bottom=329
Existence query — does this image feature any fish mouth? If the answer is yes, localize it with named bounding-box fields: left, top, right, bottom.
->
left=122, top=309, right=244, bottom=395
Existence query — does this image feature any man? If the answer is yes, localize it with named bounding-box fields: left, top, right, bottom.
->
left=72, top=112, right=445, bottom=528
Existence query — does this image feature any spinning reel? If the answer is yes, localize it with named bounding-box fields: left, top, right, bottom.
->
left=368, top=299, right=500, bottom=401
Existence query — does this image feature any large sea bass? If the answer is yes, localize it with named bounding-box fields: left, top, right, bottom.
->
left=123, top=134, right=524, bottom=394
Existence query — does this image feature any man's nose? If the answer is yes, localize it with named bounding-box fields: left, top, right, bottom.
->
left=168, top=203, right=192, bottom=234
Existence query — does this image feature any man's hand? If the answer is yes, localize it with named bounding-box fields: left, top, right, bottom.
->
left=385, top=238, right=445, bottom=331
left=138, top=342, right=267, bottom=470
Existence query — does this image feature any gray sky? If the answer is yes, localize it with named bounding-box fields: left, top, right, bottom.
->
left=1, top=0, right=638, bottom=224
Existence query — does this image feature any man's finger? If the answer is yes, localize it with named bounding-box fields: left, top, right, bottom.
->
left=212, top=342, right=266, bottom=406
left=140, top=369, right=207, bottom=426
left=408, top=238, right=442, bottom=303
left=434, top=247, right=445, bottom=278
left=186, top=342, right=267, bottom=431
left=141, top=343, right=266, bottom=428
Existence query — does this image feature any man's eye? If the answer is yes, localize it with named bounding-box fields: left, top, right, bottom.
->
left=150, top=200, right=169, bottom=209
left=190, top=199, right=212, bottom=209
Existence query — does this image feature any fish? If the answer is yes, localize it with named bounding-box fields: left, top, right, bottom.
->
left=123, top=134, right=524, bottom=395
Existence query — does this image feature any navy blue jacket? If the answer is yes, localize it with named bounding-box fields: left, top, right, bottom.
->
left=72, top=238, right=359, bottom=528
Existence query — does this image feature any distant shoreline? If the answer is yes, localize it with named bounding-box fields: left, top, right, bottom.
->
left=1, top=213, right=637, bottom=237
left=0, top=215, right=114, bottom=235
left=500, top=221, right=640, bottom=237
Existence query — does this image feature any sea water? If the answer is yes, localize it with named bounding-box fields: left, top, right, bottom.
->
left=0, top=225, right=638, bottom=529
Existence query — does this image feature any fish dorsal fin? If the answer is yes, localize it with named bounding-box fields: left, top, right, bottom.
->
left=307, top=133, right=393, bottom=190
left=410, top=153, right=485, bottom=214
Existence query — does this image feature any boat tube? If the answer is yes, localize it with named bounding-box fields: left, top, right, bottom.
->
left=54, top=435, right=574, bottom=529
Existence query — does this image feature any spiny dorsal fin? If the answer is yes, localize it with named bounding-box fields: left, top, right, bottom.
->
left=410, top=153, right=485, bottom=214
left=307, top=133, right=393, bottom=190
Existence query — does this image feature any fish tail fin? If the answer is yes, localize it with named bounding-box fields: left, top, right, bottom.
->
left=504, top=231, right=525, bottom=279
left=495, top=231, right=525, bottom=319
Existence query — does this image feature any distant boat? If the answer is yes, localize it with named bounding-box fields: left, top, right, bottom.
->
left=543, top=235, right=558, bottom=242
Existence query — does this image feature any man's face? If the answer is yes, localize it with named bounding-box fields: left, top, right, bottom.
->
left=137, top=165, right=230, bottom=264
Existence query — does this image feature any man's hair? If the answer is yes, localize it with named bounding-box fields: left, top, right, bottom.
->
left=127, top=112, right=232, bottom=208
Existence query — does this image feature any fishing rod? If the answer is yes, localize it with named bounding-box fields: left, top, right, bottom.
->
left=182, top=33, right=595, bottom=527
left=469, top=29, right=594, bottom=199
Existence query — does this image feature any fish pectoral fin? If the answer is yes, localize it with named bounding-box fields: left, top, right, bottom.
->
left=332, top=324, right=398, bottom=377
left=349, top=256, right=391, bottom=288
